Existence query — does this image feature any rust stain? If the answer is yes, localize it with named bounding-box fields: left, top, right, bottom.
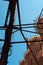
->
left=20, top=18, right=43, bottom=65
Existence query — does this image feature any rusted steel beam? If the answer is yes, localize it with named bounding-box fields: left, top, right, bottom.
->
left=0, top=0, right=17, bottom=65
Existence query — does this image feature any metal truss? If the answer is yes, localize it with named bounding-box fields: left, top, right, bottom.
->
left=0, top=0, right=43, bottom=65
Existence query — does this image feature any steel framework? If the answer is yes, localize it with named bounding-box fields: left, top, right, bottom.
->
left=0, top=0, right=43, bottom=65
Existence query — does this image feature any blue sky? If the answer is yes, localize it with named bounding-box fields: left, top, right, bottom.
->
left=0, top=0, right=43, bottom=65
